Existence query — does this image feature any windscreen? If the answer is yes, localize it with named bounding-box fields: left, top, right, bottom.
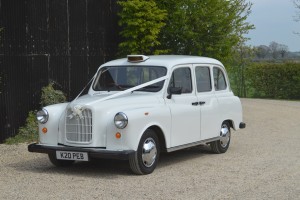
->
left=93, top=66, right=167, bottom=92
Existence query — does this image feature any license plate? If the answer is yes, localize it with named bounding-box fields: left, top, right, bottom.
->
left=56, top=151, right=89, bottom=161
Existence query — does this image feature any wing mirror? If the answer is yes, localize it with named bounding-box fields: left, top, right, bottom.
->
left=167, top=87, right=182, bottom=99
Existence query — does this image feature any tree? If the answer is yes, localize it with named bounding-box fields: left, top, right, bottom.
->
left=255, top=45, right=270, bottom=59
left=269, top=41, right=289, bottom=59
left=117, top=0, right=167, bottom=56
left=155, top=0, right=254, bottom=61
left=278, top=44, right=289, bottom=58
left=228, top=40, right=254, bottom=97
left=269, top=41, right=280, bottom=59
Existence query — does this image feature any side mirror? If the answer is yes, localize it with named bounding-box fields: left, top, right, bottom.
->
left=167, top=87, right=182, bottom=99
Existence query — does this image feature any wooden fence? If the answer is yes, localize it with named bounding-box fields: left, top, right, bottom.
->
left=0, top=0, right=120, bottom=142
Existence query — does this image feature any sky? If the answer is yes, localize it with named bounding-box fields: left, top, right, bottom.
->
left=246, top=0, right=300, bottom=52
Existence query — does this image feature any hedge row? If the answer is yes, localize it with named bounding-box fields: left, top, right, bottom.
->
left=246, top=62, right=300, bottom=99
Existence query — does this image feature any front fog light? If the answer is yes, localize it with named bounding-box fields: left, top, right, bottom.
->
left=37, top=109, right=49, bottom=124
left=114, top=112, right=128, bottom=129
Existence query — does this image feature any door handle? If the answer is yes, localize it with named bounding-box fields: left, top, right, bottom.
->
left=199, top=101, right=206, bottom=105
left=191, top=102, right=199, bottom=106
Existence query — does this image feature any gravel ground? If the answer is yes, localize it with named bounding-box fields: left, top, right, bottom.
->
left=0, top=98, right=299, bottom=200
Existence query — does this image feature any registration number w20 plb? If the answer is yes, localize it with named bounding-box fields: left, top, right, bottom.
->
left=56, top=151, right=89, bottom=161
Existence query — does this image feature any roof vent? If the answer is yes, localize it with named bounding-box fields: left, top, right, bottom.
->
left=127, top=55, right=149, bottom=63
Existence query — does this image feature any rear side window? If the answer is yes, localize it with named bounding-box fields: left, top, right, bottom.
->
left=213, top=67, right=227, bottom=91
left=195, top=66, right=212, bottom=92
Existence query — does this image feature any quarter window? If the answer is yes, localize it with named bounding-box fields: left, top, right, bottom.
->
left=213, top=67, right=227, bottom=90
left=195, top=66, right=212, bottom=92
left=168, top=67, right=192, bottom=93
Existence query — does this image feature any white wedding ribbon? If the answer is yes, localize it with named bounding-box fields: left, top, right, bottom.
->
left=93, top=75, right=168, bottom=102
left=68, top=75, right=168, bottom=119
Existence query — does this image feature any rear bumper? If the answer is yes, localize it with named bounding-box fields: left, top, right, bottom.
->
left=28, top=143, right=135, bottom=160
left=239, top=122, right=246, bottom=129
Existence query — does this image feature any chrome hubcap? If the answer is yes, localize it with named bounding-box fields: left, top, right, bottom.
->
left=142, top=138, right=157, bottom=167
left=220, top=124, right=230, bottom=148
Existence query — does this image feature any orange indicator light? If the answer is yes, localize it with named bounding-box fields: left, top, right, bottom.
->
left=42, top=127, right=48, bottom=134
left=115, top=132, right=121, bottom=139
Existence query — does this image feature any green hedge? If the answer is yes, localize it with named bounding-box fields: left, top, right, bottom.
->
left=246, top=62, right=300, bottom=99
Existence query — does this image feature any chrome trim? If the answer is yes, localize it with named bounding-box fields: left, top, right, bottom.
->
left=220, top=124, right=230, bottom=148
left=142, top=138, right=157, bottom=167
left=114, top=112, right=128, bottom=129
left=37, top=108, right=49, bottom=124
left=167, top=137, right=221, bottom=153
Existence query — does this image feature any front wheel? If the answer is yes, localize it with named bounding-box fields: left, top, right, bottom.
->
left=210, top=122, right=231, bottom=154
left=129, top=129, right=160, bottom=175
left=48, top=153, right=75, bottom=167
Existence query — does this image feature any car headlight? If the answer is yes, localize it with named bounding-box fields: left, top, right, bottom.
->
left=114, top=112, right=128, bottom=129
left=37, top=108, right=49, bottom=124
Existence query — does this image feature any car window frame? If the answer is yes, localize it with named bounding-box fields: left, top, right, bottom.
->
left=213, top=66, right=227, bottom=91
left=167, top=65, right=194, bottom=95
left=194, top=65, right=212, bottom=93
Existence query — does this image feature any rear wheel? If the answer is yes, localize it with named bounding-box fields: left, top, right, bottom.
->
left=210, top=122, right=231, bottom=154
left=48, top=153, right=75, bottom=167
left=129, top=129, right=160, bottom=175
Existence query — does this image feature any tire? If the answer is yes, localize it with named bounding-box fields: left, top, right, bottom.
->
left=48, top=153, right=75, bottom=167
left=210, top=122, right=231, bottom=154
left=129, top=129, right=160, bottom=175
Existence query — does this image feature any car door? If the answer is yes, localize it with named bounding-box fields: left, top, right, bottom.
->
left=194, top=65, right=220, bottom=140
left=165, top=65, right=201, bottom=147
left=212, top=66, right=232, bottom=128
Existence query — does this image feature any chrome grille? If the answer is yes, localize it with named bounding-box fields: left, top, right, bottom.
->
left=65, top=108, right=92, bottom=143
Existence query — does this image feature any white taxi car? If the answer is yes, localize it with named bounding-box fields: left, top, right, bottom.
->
left=28, top=55, right=246, bottom=175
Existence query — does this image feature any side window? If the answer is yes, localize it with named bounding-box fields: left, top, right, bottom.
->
left=213, top=67, right=227, bottom=91
left=169, top=67, right=192, bottom=93
left=195, top=66, right=212, bottom=92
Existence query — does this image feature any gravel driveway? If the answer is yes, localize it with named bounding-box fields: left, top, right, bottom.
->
left=0, top=99, right=299, bottom=200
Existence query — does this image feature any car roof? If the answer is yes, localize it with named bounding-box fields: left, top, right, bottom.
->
left=101, top=55, right=224, bottom=69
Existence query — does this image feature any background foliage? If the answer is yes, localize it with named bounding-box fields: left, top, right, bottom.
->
left=5, top=83, right=66, bottom=144
left=117, top=0, right=167, bottom=55
left=155, top=0, right=254, bottom=61
left=40, top=83, right=67, bottom=107
left=117, top=0, right=254, bottom=61
left=246, top=62, right=300, bottom=99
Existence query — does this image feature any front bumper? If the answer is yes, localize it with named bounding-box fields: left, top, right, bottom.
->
left=28, top=143, right=135, bottom=160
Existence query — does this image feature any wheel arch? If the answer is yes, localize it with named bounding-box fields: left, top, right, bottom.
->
left=224, top=119, right=235, bottom=130
left=147, top=125, right=167, bottom=153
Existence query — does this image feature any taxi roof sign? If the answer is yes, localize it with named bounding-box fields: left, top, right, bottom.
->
left=127, top=55, right=149, bottom=63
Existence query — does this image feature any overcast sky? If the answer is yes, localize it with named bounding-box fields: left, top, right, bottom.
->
left=246, top=0, right=300, bottom=52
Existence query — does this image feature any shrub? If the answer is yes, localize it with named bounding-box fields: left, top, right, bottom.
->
left=5, top=83, right=66, bottom=144
left=5, top=111, right=38, bottom=144
left=40, top=82, right=66, bottom=106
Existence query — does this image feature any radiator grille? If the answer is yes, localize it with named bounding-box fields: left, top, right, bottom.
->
left=65, top=109, right=93, bottom=143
